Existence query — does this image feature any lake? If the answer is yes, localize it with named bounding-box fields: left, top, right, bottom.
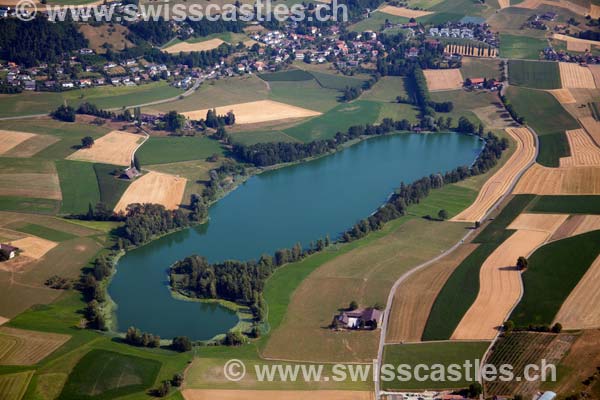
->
left=108, top=132, right=482, bottom=340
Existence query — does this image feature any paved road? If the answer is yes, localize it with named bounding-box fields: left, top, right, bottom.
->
left=0, top=77, right=202, bottom=121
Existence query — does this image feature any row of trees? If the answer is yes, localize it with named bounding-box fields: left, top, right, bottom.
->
left=500, top=94, right=525, bottom=124
left=408, top=66, right=454, bottom=116
left=81, top=256, right=114, bottom=330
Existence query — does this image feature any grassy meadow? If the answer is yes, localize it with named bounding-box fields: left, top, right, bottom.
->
left=136, top=136, right=224, bottom=165
left=508, top=60, right=562, bottom=89
left=499, top=34, right=547, bottom=60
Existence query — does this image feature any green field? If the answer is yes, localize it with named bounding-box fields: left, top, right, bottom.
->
left=505, top=86, right=580, bottom=167
left=56, top=160, right=101, bottom=215
left=460, top=58, right=502, bottom=81
left=528, top=195, right=600, bottom=214
left=0, top=371, right=34, bottom=400
left=136, top=136, right=225, bottom=165
left=0, top=196, right=60, bottom=215
left=407, top=184, right=478, bottom=219
left=0, top=82, right=182, bottom=118
left=16, top=223, right=77, bottom=242
left=146, top=75, right=269, bottom=114
left=283, top=100, right=381, bottom=142
left=309, top=71, right=366, bottom=91
left=423, top=195, right=535, bottom=340
left=259, top=69, right=314, bottom=82
left=510, top=230, right=600, bottom=327
left=382, top=341, right=490, bottom=390
left=229, top=130, right=300, bottom=146
left=93, top=164, right=132, bottom=210
left=499, top=34, right=547, bottom=60
left=508, top=60, right=561, bottom=89
left=268, top=79, right=341, bottom=112
left=59, top=349, right=161, bottom=400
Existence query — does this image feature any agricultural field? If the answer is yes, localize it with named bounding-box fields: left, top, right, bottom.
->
left=499, top=34, right=546, bottom=60
left=145, top=75, right=269, bottom=114
left=513, top=163, right=600, bottom=194
left=451, top=127, right=536, bottom=223
left=0, top=371, right=34, bottom=400
left=181, top=100, right=321, bottom=124
left=114, top=171, right=187, bottom=213
left=283, top=101, right=381, bottom=142
left=528, top=195, right=600, bottom=214
left=444, top=43, right=497, bottom=58
left=268, top=79, right=341, bottom=112
left=59, top=349, right=161, bottom=399
left=55, top=160, right=101, bottom=215
left=66, top=130, right=144, bottom=166
left=136, top=136, right=224, bottom=165
left=423, top=69, right=464, bottom=91
left=510, top=229, right=600, bottom=327
left=0, top=158, right=62, bottom=202
left=485, top=332, right=576, bottom=398
left=263, top=217, right=469, bottom=363
left=381, top=341, right=490, bottom=390
left=0, top=82, right=182, bottom=118
left=554, top=254, right=600, bottom=329
left=505, top=86, right=580, bottom=167
left=460, top=57, right=502, bottom=81
left=508, top=60, right=561, bottom=89
left=0, top=326, right=70, bottom=365
left=559, top=128, right=600, bottom=166
left=423, top=195, right=536, bottom=340
left=559, top=62, right=598, bottom=89
left=379, top=5, right=433, bottom=18
left=163, top=38, right=227, bottom=53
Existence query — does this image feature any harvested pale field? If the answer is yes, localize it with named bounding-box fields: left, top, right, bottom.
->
left=379, top=5, right=433, bottom=18
left=513, top=0, right=589, bottom=16
left=514, top=163, right=600, bottom=194
left=0, top=317, right=7, bottom=326
left=497, top=0, right=510, bottom=9
left=554, top=254, right=600, bottom=329
left=550, top=214, right=600, bottom=240
left=0, top=130, right=36, bottom=155
left=2, top=134, right=59, bottom=158
left=0, top=173, right=62, bottom=200
left=181, top=100, right=321, bottom=124
left=452, top=128, right=536, bottom=223
left=8, top=236, right=58, bottom=260
left=423, top=69, right=464, bottom=91
left=559, top=62, right=597, bottom=89
left=549, top=88, right=576, bottom=104
left=589, top=65, right=600, bottom=89
left=452, top=218, right=566, bottom=340
left=0, top=327, right=70, bottom=365
left=444, top=44, right=498, bottom=58
left=386, top=243, right=479, bottom=343
left=66, top=130, right=144, bottom=166
left=559, top=129, right=600, bottom=167
left=580, top=116, right=600, bottom=146
left=592, top=5, right=600, bottom=19
left=114, top=171, right=186, bottom=213
left=554, top=34, right=600, bottom=53
left=183, top=390, right=375, bottom=400
left=507, top=213, right=570, bottom=233
left=163, top=39, right=226, bottom=54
